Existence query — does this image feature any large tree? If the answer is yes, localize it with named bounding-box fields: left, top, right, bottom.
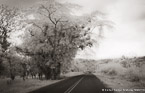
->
left=17, top=0, right=111, bottom=79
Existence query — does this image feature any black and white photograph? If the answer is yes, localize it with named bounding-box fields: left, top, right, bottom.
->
left=0, top=0, right=145, bottom=93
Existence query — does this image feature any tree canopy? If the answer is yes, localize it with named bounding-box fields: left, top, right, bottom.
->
left=0, top=0, right=113, bottom=80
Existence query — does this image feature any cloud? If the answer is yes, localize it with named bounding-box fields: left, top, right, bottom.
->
left=74, top=0, right=145, bottom=59
left=67, top=0, right=116, bottom=14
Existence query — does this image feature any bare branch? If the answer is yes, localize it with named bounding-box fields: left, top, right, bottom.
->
left=28, top=29, right=35, bottom=36
left=28, top=22, right=44, bottom=33
left=40, top=5, right=56, bottom=25
left=47, top=36, right=54, bottom=47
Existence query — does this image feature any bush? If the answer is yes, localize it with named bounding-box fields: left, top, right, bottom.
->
left=125, top=66, right=141, bottom=82
left=120, top=60, right=131, bottom=68
left=99, top=62, right=126, bottom=76
left=125, top=65, right=145, bottom=82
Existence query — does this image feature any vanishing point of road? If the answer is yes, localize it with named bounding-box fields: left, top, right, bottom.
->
left=29, top=74, right=114, bottom=93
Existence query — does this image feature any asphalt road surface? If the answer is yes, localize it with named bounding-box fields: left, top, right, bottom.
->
left=29, top=74, right=114, bottom=93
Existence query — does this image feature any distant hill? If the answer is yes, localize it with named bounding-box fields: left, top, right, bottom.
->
left=71, top=56, right=145, bottom=72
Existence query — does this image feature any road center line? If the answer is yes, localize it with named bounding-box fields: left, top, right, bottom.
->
left=64, top=76, right=84, bottom=93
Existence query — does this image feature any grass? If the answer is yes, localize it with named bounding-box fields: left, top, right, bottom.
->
left=0, top=72, right=83, bottom=93
left=95, top=73, right=145, bottom=93
left=94, top=57, right=145, bottom=93
left=98, top=62, right=126, bottom=76
left=63, top=72, right=83, bottom=77
left=124, top=65, right=145, bottom=81
left=96, top=57, right=145, bottom=81
left=0, top=77, right=60, bottom=93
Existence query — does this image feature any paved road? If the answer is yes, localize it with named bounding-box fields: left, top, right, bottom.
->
left=29, top=74, right=114, bottom=93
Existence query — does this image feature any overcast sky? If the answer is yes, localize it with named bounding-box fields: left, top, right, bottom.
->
left=71, top=0, right=145, bottom=59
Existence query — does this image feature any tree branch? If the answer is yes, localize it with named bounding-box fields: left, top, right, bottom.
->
left=28, top=22, right=44, bottom=33
left=40, top=5, right=56, bottom=25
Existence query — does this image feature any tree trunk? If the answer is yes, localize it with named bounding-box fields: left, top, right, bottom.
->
left=9, top=60, right=15, bottom=80
left=42, top=67, right=51, bottom=80
left=52, top=63, right=61, bottom=80
left=10, top=73, right=15, bottom=80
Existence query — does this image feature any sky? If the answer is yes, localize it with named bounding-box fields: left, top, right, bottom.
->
left=70, top=0, right=145, bottom=59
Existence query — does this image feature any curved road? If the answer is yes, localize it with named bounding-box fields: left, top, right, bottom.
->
left=29, top=74, right=114, bottom=93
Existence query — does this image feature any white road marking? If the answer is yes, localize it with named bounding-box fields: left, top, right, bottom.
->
left=64, top=76, right=84, bottom=93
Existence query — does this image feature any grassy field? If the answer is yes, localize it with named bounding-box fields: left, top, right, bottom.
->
left=0, top=77, right=60, bottom=93
left=94, top=57, right=145, bottom=93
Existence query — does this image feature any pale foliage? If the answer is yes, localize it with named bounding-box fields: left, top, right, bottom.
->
left=19, top=0, right=99, bottom=76
left=98, top=62, right=126, bottom=76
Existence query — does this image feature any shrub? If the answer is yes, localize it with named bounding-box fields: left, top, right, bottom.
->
left=99, top=62, right=126, bottom=76
left=124, top=65, right=145, bottom=82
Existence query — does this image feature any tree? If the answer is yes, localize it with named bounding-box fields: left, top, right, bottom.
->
left=17, top=0, right=112, bottom=80
left=0, top=45, right=5, bottom=76
left=0, top=4, right=24, bottom=80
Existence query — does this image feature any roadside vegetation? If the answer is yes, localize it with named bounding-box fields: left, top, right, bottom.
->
left=0, top=77, right=60, bottom=93
left=96, top=56, right=145, bottom=82
left=72, top=56, right=145, bottom=93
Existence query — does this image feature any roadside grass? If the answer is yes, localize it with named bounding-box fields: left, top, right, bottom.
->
left=95, top=74, right=145, bottom=93
left=96, top=58, right=145, bottom=82
left=63, top=72, right=83, bottom=77
left=95, top=58, right=145, bottom=93
left=0, top=72, right=83, bottom=93
left=0, top=77, right=60, bottom=93
left=98, top=62, right=126, bottom=76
